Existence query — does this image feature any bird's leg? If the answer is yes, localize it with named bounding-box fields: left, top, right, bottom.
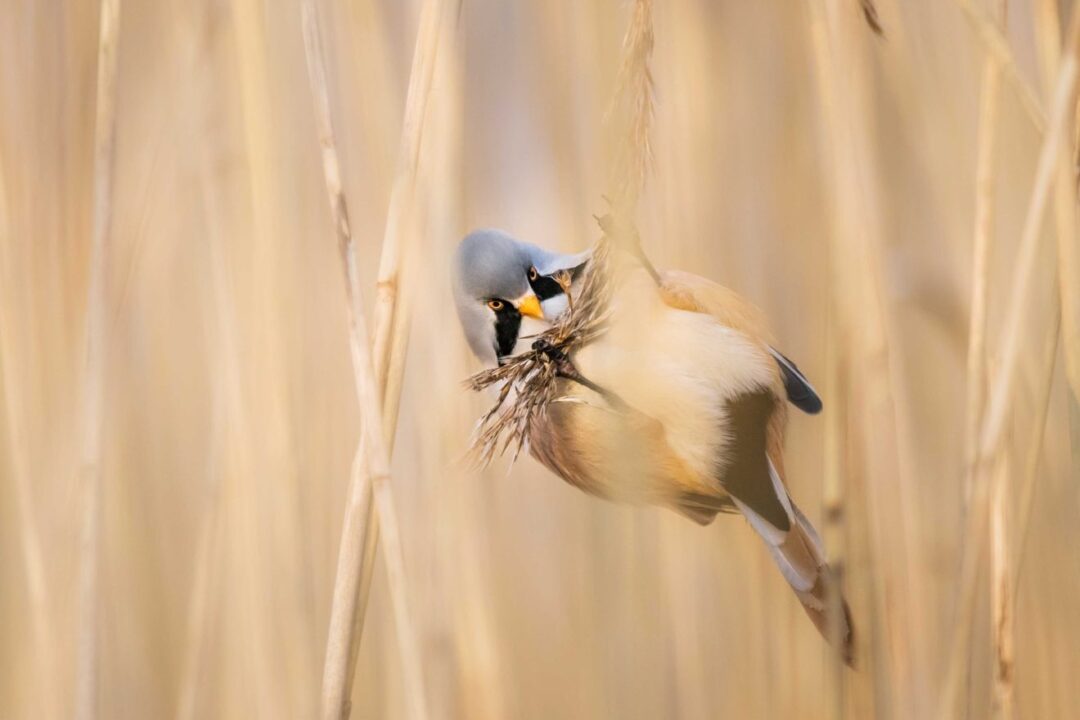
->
left=533, top=339, right=630, bottom=412
left=595, top=211, right=662, bottom=287
left=631, top=241, right=662, bottom=287
left=625, top=228, right=662, bottom=287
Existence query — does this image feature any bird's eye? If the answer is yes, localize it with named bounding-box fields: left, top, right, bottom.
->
left=487, top=299, right=504, bottom=311
left=528, top=266, right=538, bottom=281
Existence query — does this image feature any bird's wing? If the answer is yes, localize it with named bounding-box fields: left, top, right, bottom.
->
left=720, top=390, right=792, bottom=530
left=657, top=269, right=776, bottom=348
left=769, top=348, right=823, bottom=414
left=657, top=269, right=823, bottom=414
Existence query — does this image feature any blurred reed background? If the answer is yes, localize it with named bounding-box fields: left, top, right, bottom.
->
left=1, top=0, right=1079, bottom=718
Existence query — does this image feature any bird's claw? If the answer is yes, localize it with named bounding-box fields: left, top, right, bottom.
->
left=533, top=338, right=630, bottom=411
left=594, top=212, right=660, bottom=286
left=533, top=338, right=574, bottom=376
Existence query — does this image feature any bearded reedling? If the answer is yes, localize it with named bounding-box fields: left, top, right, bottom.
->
left=453, top=228, right=853, bottom=664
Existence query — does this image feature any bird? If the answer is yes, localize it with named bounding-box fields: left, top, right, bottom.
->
left=452, top=227, right=853, bottom=664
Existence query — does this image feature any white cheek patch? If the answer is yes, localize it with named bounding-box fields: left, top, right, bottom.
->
left=540, top=294, right=570, bottom=321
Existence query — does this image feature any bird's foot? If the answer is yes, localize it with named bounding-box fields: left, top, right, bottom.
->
left=532, top=338, right=577, bottom=378
left=594, top=211, right=661, bottom=287
left=532, top=338, right=629, bottom=411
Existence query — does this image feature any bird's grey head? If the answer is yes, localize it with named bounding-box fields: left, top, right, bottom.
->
left=452, top=229, right=589, bottom=366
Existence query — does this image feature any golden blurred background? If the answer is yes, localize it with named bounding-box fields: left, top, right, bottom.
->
left=1, top=0, right=1078, bottom=718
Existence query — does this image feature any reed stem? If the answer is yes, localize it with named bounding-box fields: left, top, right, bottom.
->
left=303, top=0, right=458, bottom=717
left=76, top=0, right=121, bottom=716
left=940, top=7, right=1080, bottom=717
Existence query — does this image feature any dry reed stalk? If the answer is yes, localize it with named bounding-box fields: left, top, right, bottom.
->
left=822, top=294, right=849, bottom=718
left=954, top=0, right=1046, bottom=133
left=351, top=0, right=454, bottom=649
left=1058, top=216, right=1080, bottom=408
left=0, top=160, right=59, bottom=718
left=177, top=383, right=226, bottom=720
left=1011, top=303, right=1059, bottom=592
left=989, top=452, right=1014, bottom=720
left=348, top=220, right=420, bottom=666
left=608, top=0, right=655, bottom=216
left=177, top=59, right=252, bottom=716
left=962, top=8, right=1004, bottom=506
left=807, top=8, right=852, bottom=703
left=304, top=0, right=457, bottom=717
left=939, top=463, right=987, bottom=718
left=360, top=191, right=428, bottom=701
left=76, top=0, right=121, bottom=717
left=810, top=1, right=928, bottom=715
left=976, top=4, right=1010, bottom=716
left=224, top=2, right=285, bottom=713
left=940, top=7, right=1080, bottom=717
left=1034, top=0, right=1080, bottom=407
left=976, top=4, right=1080, bottom=496
left=1010, top=0, right=1075, bottom=594
left=1055, top=112, right=1080, bottom=407
left=956, top=10, right=1006, bottom=701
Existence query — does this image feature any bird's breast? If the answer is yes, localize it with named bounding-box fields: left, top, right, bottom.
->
left=538, top=287, right=778, bottom=504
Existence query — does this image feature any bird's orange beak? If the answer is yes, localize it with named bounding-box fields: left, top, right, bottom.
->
left=516, top=293, right=544, bottom=320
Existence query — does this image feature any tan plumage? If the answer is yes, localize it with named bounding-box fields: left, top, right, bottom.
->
left=529, top=264, right=854, bottom=663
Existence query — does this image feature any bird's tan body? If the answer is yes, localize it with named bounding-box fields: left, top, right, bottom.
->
left=531, top=267, right=786, bottom=517
left=529, top=264, right=854, bottom=662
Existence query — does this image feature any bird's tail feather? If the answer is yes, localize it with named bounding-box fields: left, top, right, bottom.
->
left=730, top=462, right=855, bottom=666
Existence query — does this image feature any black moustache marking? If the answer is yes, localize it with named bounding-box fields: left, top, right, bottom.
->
left=528, top=262, right=587, bottom=300
left=491, top=300, right=522, bottom=359
left=528, top=274, right=564, bottom=301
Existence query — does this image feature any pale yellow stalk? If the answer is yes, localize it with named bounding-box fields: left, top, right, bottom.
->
left=962, top=28, right=1003, bottom=505
left=957, top=1, right=1005, bottom=705
left=1035, top=0, right=1080, bottom=407
left=76, top=0, right=121, bottom=717
left=822, top=296, right=849, bottom=719
left=977, top=6, right=1080, bottom=487
left=810, top=1, right=927, bottom=715
left=303, top=0, right=462, bottom=717
left=339, top=0, right=461, bottom=710
left=811, top=8, right=854, bottom=712
left=941, top=7, right=1080, bottom=718
left=990, top=453, right=1014, bottom=720
left=1011, top=304, right=1059, bottom=592
left=0, top=147, right=59, bottom=718
left=223, top=1, right=280, bottom=712
left=977, top=5, right=1010, bottom=717
left=1010, top=0, right=1075, bottom=599
left=178, top=55, right=253, bottom=716
left=954, top=0, right=1046, bottom=133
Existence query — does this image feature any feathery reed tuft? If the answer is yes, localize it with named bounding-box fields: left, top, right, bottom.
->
left=608, top=0, right=655, bottom=214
